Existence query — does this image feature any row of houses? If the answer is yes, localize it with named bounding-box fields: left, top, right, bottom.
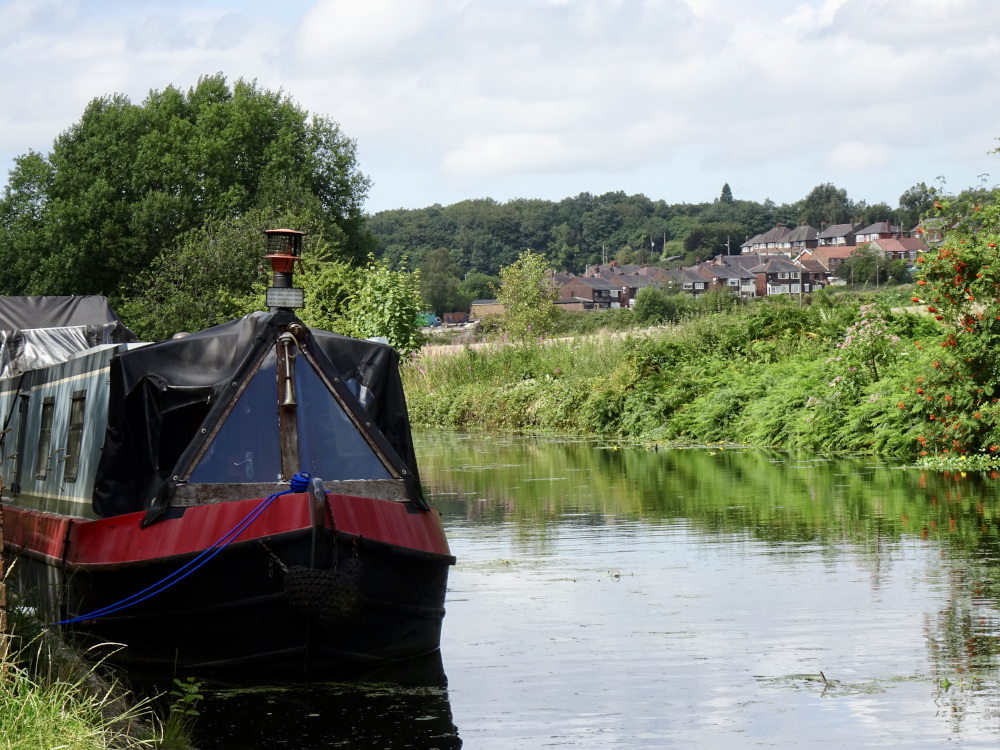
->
left=468, top=219, right=939, bottom=316
left=549, top=219, right=934, bottom=308
left=740, top=218, right=944, bottom=254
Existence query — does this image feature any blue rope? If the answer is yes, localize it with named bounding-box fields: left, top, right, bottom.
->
left=52, top=472, right=313, bottom=626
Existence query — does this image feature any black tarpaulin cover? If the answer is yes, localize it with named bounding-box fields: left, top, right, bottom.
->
left=0, top=296, right=137, bottom=378
left=92, top=310, right=425, bottom=520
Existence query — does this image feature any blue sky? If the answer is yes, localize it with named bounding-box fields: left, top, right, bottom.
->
left=2, top=0, right=999, bottom=213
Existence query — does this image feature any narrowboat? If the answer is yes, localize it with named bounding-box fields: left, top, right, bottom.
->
left=0, top=230, right=454, bottom=671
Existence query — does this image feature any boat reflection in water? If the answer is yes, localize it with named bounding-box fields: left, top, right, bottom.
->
left=189, top=651, right=462, bottom=749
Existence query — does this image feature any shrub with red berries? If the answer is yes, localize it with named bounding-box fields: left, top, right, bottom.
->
left=912, top=193, right=1000, bottom=454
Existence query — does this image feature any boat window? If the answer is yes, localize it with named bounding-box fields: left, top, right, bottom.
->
left=35, top=397, right=55, bottom=479
left=295, top=358, right=393, bottom=481
left=63, top=390, right=86, bottom=483
left=189, top=349, right=283, bottom=484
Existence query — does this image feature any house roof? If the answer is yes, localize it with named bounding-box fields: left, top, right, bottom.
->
left=749, top=258, right=801, bottom=274
left=857, top=221, right=900, bottom=235
left=759, top=224, right=792, bottom=243
left=663, top=268, right=710, bottom=284
left=870, top=237, right=929, bottom=254
left=799, top=258, right=829, bottom=274
left=816, top=222, right=860, bottom=239
left=807, top=246, right=856, bottom=266
left=619, top=274, right=659, bottom=289
left=720, top=253, right=791, bottom=268
left=637, top=265, right=668, bottom=277
left=571, top=276, right=621, bottom=290
left=783, top=224, right=818, bottom=243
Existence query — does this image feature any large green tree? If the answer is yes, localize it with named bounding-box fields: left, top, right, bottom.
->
left=798, top=183, right=853, bottom=228
left=897, top=182, right=937, bottom=232
left=0, top=74, right=372, bottom=302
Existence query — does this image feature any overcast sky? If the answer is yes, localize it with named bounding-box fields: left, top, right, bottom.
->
left=2, top=0, right=999, bottom=214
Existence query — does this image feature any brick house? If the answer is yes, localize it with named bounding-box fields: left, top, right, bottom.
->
left=740, top=224, right=793, bottom=254
left=694, top=263, right=756, bottom=297
left=816, top=222, right=862, bottom=247
left=799, top=246, right=855, bottom=273
left=662, top=269, right=709, bottom=298
left=868, top=237, right=928, bottom=263
left=855, top=221, right=901, bottom=244
left=559, top=276, right=623, bottom=308
left=749, top=258, right=820, bottom=297
left=776, top=223, right=819, bottom=252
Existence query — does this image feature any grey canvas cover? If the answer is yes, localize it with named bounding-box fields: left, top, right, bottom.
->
left=0, top=296, right=136, bottom=378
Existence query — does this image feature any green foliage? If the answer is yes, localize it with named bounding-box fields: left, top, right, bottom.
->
left=370, top=189, right=814, bottom=277
left=0, top=73, right=371, bottom=304
left=633, top=286, right=682, bottom=324
left=296, top=256, right=357, bottom=332
left=828, top=303, right=903, bottom=386
left=162, top=676, right=203, bottom=748
left=118, top=206, right=344, bottom=340
left=897, top=182, right=937, bottom=231
left=420, top=248, right=470, bottom=315
left=343, top=255, right=424, bottom=356
left=836, top=244, right=891, bottom=286
left=497, top=250, right=558, bottom=340
left=912, top=190, right=1000, bottom=455
left=403, top=289, right=937, bottom=457
left=0, top=599, right=160, bottom=749
left=799, top=183, right=853, bottom=228
left=459, top=271, right=502, bottom=301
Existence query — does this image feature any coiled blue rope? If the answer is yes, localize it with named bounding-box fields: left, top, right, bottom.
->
left=52, top=471, right=314, bottom=626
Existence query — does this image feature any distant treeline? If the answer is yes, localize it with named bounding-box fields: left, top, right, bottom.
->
left=370, top=181, right=991, bottom=276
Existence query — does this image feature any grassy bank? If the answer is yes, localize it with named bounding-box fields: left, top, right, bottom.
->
left=0, top=591, right=194, bottom=749
left=402, top=291, right=968, bottom=458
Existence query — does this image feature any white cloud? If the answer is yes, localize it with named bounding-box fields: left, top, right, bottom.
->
left=442, top=133, right=586, bottom=178
left=298, top=0, right=438, bottom=59
left=1, top=0, right=999, bottom=211
left=825, top=142, right=891, bottom=171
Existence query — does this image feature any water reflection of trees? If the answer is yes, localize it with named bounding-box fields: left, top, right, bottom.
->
left=416, top=431, right=1000, bottom=551
left=416, top=430, right=1000, bottom=712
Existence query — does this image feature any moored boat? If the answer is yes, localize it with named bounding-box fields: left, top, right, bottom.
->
left=0, top=230, right=454, bottom=671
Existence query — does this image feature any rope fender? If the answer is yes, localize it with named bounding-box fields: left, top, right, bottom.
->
left=52, top=471, right=316, bottom=626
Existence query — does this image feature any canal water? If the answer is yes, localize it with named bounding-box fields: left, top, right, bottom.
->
left=192, top=431, right=1000, bottom=748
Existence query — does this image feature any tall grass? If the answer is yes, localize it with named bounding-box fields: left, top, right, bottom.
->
left=0, top=658, right=155, bottom=749
left=402, top=290, right=943, bottom=457
left=0, top=582, right=167, bottom=749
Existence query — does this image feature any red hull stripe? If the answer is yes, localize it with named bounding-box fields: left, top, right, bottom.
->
left=3, top=493, right=450, bottom=567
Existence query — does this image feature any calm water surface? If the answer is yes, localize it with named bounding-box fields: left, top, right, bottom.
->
left=192, top=431, right=1000, bottom=748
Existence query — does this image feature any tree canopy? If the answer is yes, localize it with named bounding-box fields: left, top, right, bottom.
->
left=369, top=180, right=990, bottom=278
left=0, top=74, right=373, bottom=305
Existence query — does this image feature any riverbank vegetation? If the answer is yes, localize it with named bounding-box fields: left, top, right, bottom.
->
left=403, top=290, right=939, bottom=457
left=406, top=187, right=1000, bottom=464
left=1, top=635, right=153, bottom=747
left=0, top=586, right=197, bottom=749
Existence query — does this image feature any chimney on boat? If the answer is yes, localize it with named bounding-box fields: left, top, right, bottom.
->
left=263, top=228, right=305, bottom=311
